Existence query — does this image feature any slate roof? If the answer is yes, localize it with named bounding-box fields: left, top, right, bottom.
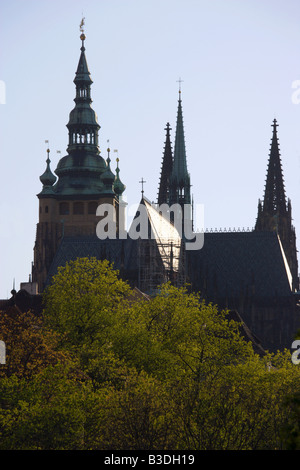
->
left=187, top=230, right=294, bottom=303
left=47, top=230, right=294, bottom=303
left=45, top=236, right=139, bottom=287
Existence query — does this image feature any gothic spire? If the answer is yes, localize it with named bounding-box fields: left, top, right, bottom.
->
left=262, top=119, right=287, bottom=214
left=157, top=122, right=173, bottom=205
left=169, top=85, right=191, bottom=207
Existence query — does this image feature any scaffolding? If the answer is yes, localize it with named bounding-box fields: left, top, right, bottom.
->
left=137, top=199, right=186, bottom=294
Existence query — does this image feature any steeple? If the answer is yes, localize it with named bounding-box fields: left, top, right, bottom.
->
left=169, top=84, right=191, bottom=208
left=157, top=122, right=173, bottom=205
left=66, top=30, right=100, bottom=155
left=255, top=119, right=298, bottom=290
left=52, top=27, right=111, bottom=196
left=255, top=119, right=288, bottom=231
left=261, top=119, right=286, bottom=215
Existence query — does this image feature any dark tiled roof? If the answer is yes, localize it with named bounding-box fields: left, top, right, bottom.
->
left=187, top=230, right=293, bottom=302
left=46, top=236, right=139, bottom=287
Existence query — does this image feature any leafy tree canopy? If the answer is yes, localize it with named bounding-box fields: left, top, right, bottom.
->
left=1, top=257, right=300, bottom=450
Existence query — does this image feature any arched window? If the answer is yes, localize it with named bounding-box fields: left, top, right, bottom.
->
left=45, top=206, right=49, bottom=213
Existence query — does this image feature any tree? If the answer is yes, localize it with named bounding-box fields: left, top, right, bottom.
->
left=0, top=364, right=87, bottom=450
left=43, top=257, right=131, bottom=354
left=0, top=305, right=69, bottom=380
left=4, top=258, right=299, bottom=450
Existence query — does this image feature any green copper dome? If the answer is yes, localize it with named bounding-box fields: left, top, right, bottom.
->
left=114, top=158, right=126, bottom=197
left=100, top=150, right=116, bottom=194
left=39, top=149, right=56, bottom=189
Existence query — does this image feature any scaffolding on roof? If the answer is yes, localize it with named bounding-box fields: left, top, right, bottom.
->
left=136, top=198, right=186, bottom=294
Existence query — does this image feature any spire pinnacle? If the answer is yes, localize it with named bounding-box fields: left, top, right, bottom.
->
left=169, top=86, right=190, bottom=206
left=262, top=118, right=286, bottom=214
left=39, top=142, right=56, bottom=188
left=157, top=122, right=173, bottom=205
left=114, top=155, right=126, bottom=197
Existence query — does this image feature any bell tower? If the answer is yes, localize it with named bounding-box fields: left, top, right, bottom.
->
left=32, top=24, right=125, bottom=292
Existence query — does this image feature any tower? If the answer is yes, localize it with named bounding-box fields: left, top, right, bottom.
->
left=32, top=28, right=125, bottom=292
left=169, top=85, right=191, bottom=210
left=157, top=84, right=193, bottom=235
left=255, top=119, right=298, bottom=290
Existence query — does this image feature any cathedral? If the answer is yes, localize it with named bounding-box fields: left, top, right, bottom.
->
left=11, top=29, right=300, bottom=353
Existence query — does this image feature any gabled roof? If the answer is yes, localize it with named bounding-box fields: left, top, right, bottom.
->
left=136, top=197, right=182, bottom=272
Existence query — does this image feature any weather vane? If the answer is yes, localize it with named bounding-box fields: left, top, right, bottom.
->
left=80, top=17, right=85, bottom=34
left=80, top=17, right=86, bottom=43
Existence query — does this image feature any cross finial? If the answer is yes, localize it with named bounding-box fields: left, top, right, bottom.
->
left=139, top=177, right=146, bottom=196
left=165, top=122, right=171, bottom=132
left=272, top=118, right=279, bottom=131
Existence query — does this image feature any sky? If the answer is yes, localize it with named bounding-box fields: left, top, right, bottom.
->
left=1, top=0, right=300, bottom=298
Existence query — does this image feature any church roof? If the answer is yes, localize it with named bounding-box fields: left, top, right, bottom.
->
left=187, top=230, right=294, bottom=302
left=44, top=234, right=146, bottom=292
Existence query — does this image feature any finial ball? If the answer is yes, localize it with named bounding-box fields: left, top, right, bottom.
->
left=80, top=33, right=86, bottom=41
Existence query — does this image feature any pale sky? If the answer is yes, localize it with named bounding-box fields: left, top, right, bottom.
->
left=1, top=0, right=300, bottom=298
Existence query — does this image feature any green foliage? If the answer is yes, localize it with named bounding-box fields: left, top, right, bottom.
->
left=1, top=257, right=300, bottom=450
left=43, top=257, right=131, bottom=351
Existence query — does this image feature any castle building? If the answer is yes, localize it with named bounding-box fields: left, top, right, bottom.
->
left=28, top=29, right=300, bottom=352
